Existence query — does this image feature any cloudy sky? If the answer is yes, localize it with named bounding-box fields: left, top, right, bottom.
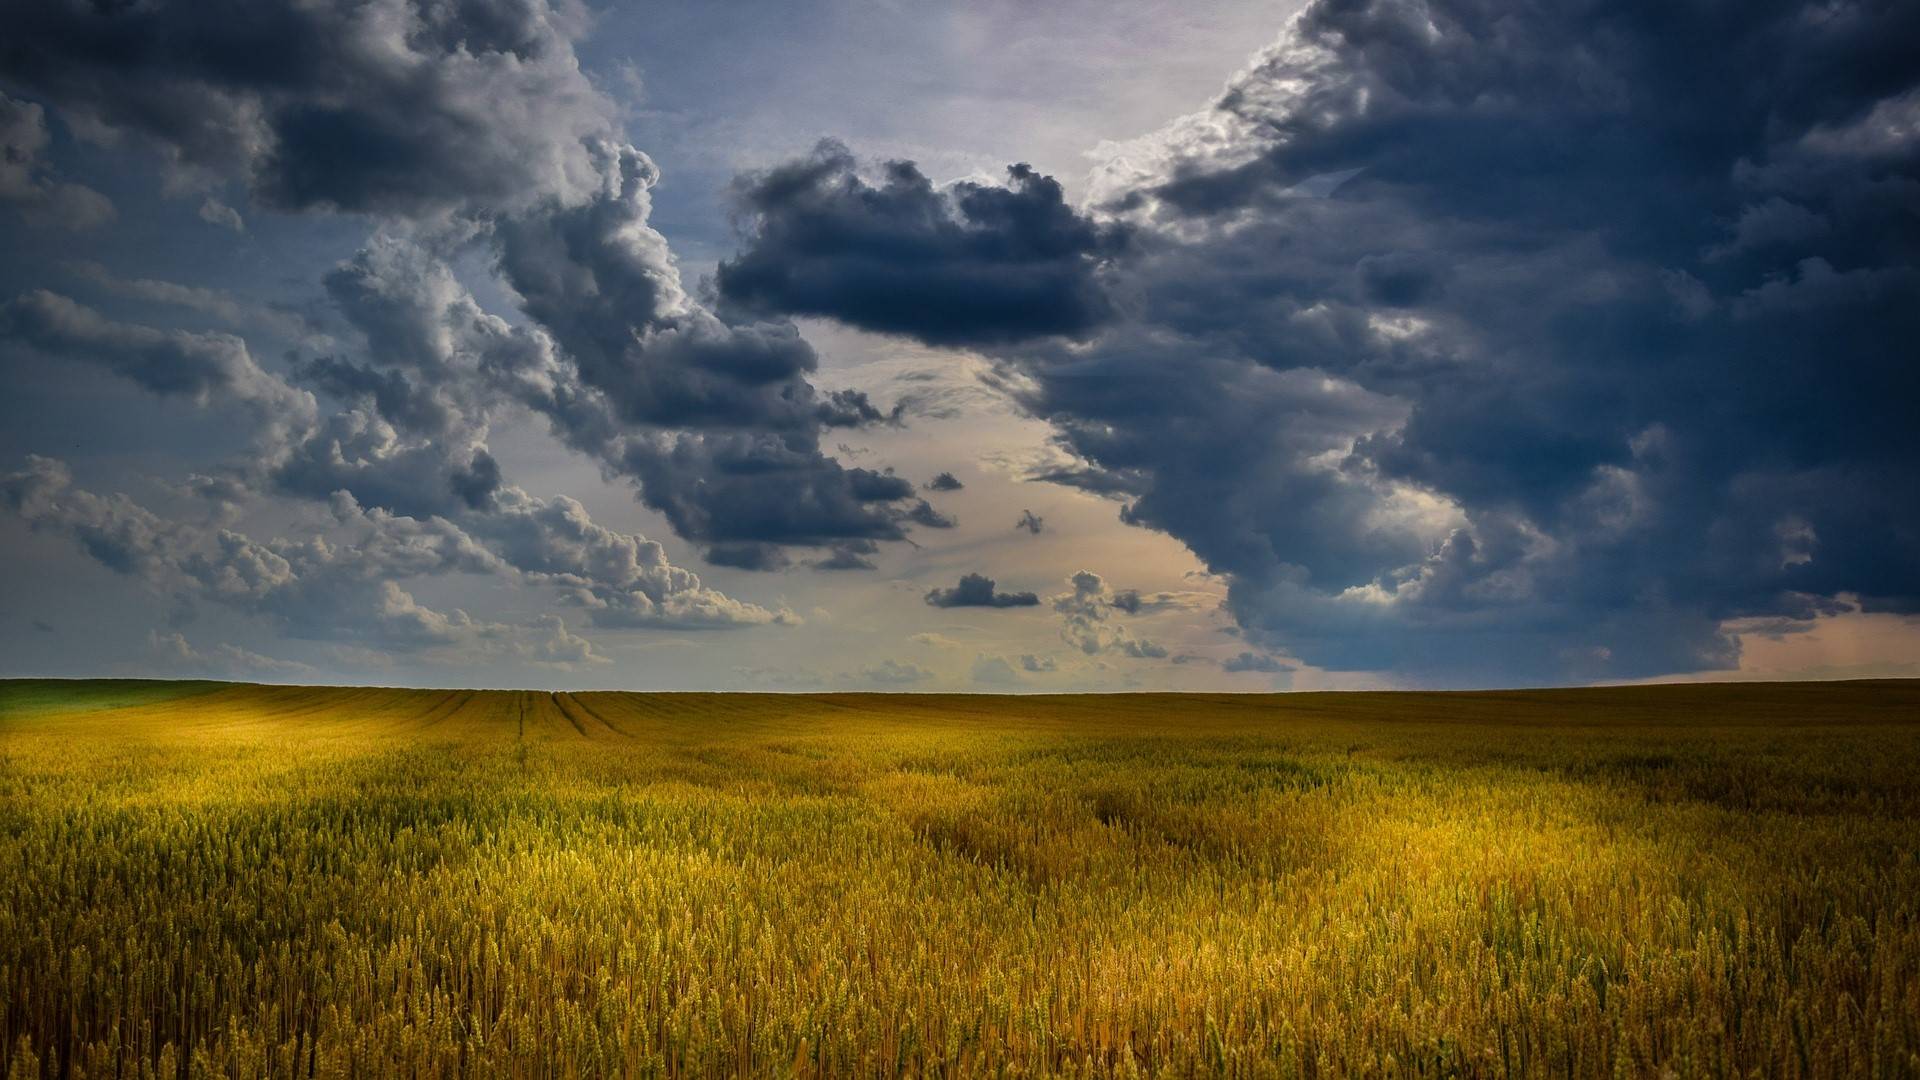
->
left=3, top=0, right=1916, bottom=692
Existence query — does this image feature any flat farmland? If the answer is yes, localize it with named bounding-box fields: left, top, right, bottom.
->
left=2, top=680, right=1917, bottom=1077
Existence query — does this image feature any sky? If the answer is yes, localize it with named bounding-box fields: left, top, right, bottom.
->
left=2, top=0, right=1916, bottom=692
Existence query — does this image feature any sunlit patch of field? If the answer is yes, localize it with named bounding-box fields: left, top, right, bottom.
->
left=2, top=680, right=1917, bottom=1077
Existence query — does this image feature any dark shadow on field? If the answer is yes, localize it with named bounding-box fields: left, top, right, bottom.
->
left=0, top=678, right=226, bottom=719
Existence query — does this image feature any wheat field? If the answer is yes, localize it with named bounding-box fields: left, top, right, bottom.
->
left=1, top=679, right=1917, bottom=1078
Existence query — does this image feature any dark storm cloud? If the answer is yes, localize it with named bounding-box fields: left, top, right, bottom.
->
left=907, top=500, right=957, bottom=529
left=292, top=356, right=454, bottom=440
left=925, top=472, right=964, bottom=491
left=718, top=140, right=1125, bottom=346
left=3, top=228, right=788, bottom=639
left=1053, top=571, right=1169, bottom=658
left=266, top=236, right=525, bottom=520
left=0, top=0, right=615, bottom=215
left=4, top=455, right=782, bottom=647
left=293, top=209, right=923, bottom=577
left=924, top=573, right=1040, bottom=609
left=608, top=435, right=911, bottom=554
left=0, top=90, right=113, bottom=229
left=270, top=410, right=500, bottom=520
left=469, top=487, right=785, bottom=628
left=810, top=540, right=880, bottom=571
left=1, top=290, right=314, bottom=433
left=492, top=143, right=816, bottom=430
left=703, top=542, right=792, bottom=572
left=1222, top=651, right=1291, bottom=674
left=198, top=197, right=245, bottom=233
left=730, top=0, right=1920, bottom=684
left=816, top=388, right=900, bottom=428
left=848, top=470, right=915, bottom=502
left=272, top=247, right=792, bottom=625
left=1109, top=586, right=1211, bottom=616
left=487, top=142, right=929, bottom=555
left=2, top=456, right=502, bottom=648
left=7, top=0, right=936, bottom=595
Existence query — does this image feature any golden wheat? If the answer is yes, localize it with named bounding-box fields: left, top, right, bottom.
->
left=2, top=680, right=1917, bottom=1077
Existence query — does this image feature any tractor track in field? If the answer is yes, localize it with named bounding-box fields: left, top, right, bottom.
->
left=547, top=691, right=589, bottom=738
left=550, top=691, right=628, bottom=739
